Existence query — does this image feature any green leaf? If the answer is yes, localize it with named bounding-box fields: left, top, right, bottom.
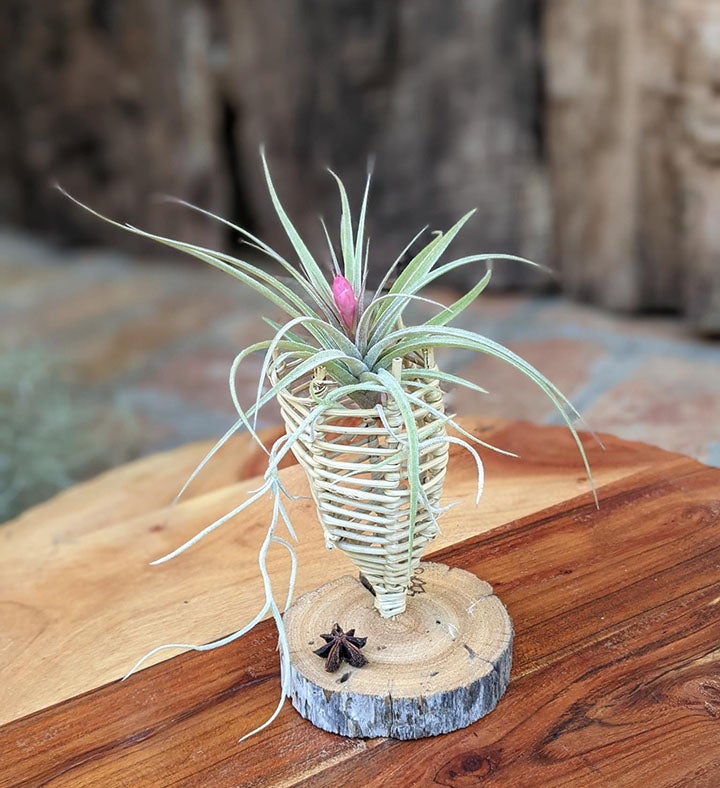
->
left=354, top=167, right=372, bottom=277
left=400, top=367, right=489, bottom=396
left=58, top=187, right=323, bottom=322
left=368, top=210, right=477, bottom=346
left=399, top=388, right=518, bottom=457
left=426, top=252, right=549, bottom=287
left=368, top=324, right=597, bottom=504
left=425, top=264, right=493, bottom=327
left=260, top=149, right=334, bottom=309
left=356, top=292, right=452, bottom=355
left=370, top=225, right=429, bottom=304
left=255, top=315, right=369, bottom=426
left=247, top=348, right=361, bottom=425
left=388, top=210, right=476, bottom=296
left=319, top=216, right=341, bottom=276
left=156, top=195, right=337, bottom=315
left=327, top=168, right=359, bottom=293
left=376, top=367, right=420, bottom=577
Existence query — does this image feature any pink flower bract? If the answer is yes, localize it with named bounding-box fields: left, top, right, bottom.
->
left=332, top=275, right=357, bottom=331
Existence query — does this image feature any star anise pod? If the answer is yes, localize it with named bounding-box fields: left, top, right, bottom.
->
left=313, top=623, right=368, bottom=672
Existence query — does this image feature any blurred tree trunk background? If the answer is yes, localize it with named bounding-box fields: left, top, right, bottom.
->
left=544, top=0, right=720, bottom=333
left=1, top=0, right=719, bottom=331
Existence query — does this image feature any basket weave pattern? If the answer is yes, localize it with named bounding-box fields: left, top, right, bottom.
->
left=274, top=353, right=449, bottom=617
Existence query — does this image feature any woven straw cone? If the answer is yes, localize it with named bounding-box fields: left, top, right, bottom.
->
left=274, top=350, right=449, bottom=618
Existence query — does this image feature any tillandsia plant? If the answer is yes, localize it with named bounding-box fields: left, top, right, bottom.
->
left=61, top=150, right=596, bottom=739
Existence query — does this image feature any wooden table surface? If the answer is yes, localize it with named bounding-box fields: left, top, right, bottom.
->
left=1, top=418, right=719, bottom=786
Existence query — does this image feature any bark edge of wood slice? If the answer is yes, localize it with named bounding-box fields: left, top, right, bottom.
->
left=283, top=562, right=513, bottom=739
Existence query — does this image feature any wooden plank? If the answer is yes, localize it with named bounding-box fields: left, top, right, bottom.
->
left=0, top=419, right=672, bottom=726
left=2, top=448, right=718, bottom=786
left=311, top=462, right=720, bottom=787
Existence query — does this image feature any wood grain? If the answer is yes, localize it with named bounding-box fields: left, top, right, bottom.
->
left=2, top=422, right=718, bottom=786
left=284, top=564, right=513, bottom=739
left=0, top=418, right=667, bottom=725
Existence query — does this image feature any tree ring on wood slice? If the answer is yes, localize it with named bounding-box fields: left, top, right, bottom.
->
left=283, top=561, right=513, bottom=739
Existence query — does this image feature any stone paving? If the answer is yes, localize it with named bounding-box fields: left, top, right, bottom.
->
left=2, top=226, right=719, bottom=497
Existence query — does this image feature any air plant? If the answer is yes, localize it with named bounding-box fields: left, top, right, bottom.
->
left=60, top=150, right=596, bottom=739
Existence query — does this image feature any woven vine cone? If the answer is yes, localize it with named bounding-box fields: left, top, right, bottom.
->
left=274, top=351, right=449, bottom=617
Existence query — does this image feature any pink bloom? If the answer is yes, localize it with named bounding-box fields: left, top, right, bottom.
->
left=332, top=275, right=357, bottom=332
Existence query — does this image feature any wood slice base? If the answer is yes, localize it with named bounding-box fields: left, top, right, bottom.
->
left=283, top=562, right=513, bottom=739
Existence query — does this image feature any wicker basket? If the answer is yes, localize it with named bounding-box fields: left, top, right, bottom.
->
left=274, top=350, right=449, bottom=617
